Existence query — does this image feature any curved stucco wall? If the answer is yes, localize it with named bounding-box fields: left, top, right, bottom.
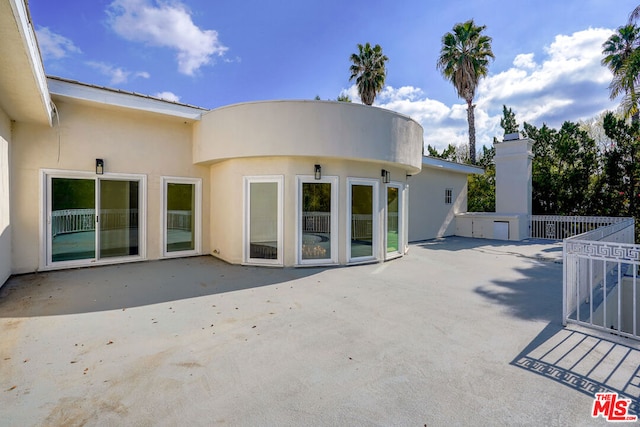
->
left=193, top=100, right=424, bottom=174
left=208, top=156, right=409, bottom=266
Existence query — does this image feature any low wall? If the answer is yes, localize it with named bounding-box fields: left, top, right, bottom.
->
left=455, top=212, right=528, bottom=241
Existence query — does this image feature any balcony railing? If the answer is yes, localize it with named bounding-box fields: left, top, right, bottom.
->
left=530, top=215, right=628, bottom=240
left=562, top=217, right=639, bottom=341
left=51, top=209, right=192, bottom=237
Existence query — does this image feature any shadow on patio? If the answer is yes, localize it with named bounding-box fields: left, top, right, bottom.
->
left=466, top=241, right=640, bottom=415
left=415, top=236, right=563, bottom=262
left=0, top=256, right=325, bottom=318
left=512, top=323, right=640, bottom=416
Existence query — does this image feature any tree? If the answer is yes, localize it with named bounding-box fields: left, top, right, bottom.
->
left=437, top=20, right=494, bottom=164
left=426, top=143, right=468, bottom=163
left=426, top=144, right=457, bottom=161
left=602, top=24, right=640, bottom=121
left=336, top=93, right=352, bottom=102
left=500, top=105, right=519, bottom=134
left=578, top=111, right=616, bottom=153
left=629, top=5, right=640, bottom=23
left=602, top=112, right=640, bottom=220
left=467, top=105, right=517, bottom=212
left=467, top=145, right=495, bottom=212
left=524, top=121, right=598, bottom=215
left=349, top=42, right=388, bottom=106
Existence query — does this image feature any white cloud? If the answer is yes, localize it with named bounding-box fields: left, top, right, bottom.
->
left=154, top=91, right=181, bottom=102
left=107, top=0, right=229, bottom=75
left=36, top=27, right=81, bottom=60
left=349, top=27, right=620, bottom=153
left=86, top=61, right=149, bottom=85
left=513, top=53, right=536, bottom=70
left=477, top=27, right=615, bottom=123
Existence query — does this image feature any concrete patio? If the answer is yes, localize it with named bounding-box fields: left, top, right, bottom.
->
left=1, top=237, right=638, bottom=426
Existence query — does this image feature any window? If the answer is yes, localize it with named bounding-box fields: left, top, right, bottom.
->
left=162, top=177, right=201, bottom=257
left=445, top=188, right=453, bottom=205
left=296, top=175, right=338, bottom=265
left=347, top=178, right=378, bottom=262
left=43, top=170, right=146, bottom=269
left=244, top=176, right=283, bottom=265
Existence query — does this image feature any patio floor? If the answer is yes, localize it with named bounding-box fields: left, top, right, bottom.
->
left=1, top=237, right=638, bottom=426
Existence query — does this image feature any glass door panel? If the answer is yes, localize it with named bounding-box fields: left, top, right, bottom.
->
left=249, top=182, right=279, bottom=260
left=166, top=183, right=195, bottom=252
left=51, top=178, right=96, bottom=262
left=301, top=182, right=332, bottom=261
left=350, top=184, right=373, bottom=258
left=99, top=180, right=139, bottom=258
left=387, top=186, right=399, bottom=253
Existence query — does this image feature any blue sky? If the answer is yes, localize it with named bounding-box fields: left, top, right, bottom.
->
left=30, top=0, right=638, bottom=151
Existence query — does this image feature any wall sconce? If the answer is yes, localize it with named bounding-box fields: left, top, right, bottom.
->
left=314, top=164, right=322, bottom=180
left=96, top=158, right=104, bottom=175
left=381, top=169, right=390, bottom=183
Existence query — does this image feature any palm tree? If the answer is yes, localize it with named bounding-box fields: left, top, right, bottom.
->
left=349, top=43, right=388, bottom=106
left=602, top=24, right=640, bottom=121
left=629, top=5, right=640, bottom=23
left=437, top=20, right=494, bottom=164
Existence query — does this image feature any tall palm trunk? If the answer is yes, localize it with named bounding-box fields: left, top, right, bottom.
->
left=466, top=99, right=476, bottom=164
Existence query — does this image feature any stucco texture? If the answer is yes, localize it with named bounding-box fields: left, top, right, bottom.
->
left=209, top=157, right=408, bottom=267
left=10, top=98, right=209, bottom=273
left=193, top=100, right=424, bottom=174
left=408, top=166, right=468, bottom=242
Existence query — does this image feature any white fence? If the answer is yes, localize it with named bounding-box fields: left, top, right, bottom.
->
left=302, top=212, right=331, bottom=233
left=563, top=217, right=639, bottom=340
left=167, top=210, right=193, bottom=231
left=530, top=215, right=627, bottom=240
left=51, top=209, right=164, bottom=237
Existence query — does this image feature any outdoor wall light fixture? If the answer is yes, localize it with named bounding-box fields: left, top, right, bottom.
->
left=314, top=164, right=322, bottom=180
left=96, top=158, right=104, bottom=175
left=381, top=169, right=390, bottom=183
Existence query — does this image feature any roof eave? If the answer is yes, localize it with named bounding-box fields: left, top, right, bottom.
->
left=47, top=77, right=206, bottom=121
left=0, top=0, right=53, bottom=125
left=421, top=156, right=484, bottom=175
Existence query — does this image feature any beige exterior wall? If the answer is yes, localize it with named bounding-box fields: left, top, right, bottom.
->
left=0, top=107, right=11, bottom=284
left=209, top=156, right=408, bottom=266
left=194, top=101, right=423, bottom=174
left=10, top=98, right=209, bottom=273
left=408, top=167, right=468, bottom=242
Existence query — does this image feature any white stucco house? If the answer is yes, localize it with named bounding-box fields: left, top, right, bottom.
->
left=0, top=0, right=483, bottom=287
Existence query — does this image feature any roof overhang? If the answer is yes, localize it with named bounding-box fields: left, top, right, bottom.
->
left=0, top=0, right=52, bottom=125
left=421, top=156, right=484, bottom=175
left=48, top=77, right=205, bottom=122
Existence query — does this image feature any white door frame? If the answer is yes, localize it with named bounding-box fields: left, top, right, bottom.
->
left=40, top=169, right=147, bottom=271
left=161, top=176, right=202, bottom=258
left=384, top=182, right=404, bottom=260
left=346, top=177, right=379, bottom=264
left=296, top=175, right=339, bottom=266
left=243, top=175, right=284, bottom=266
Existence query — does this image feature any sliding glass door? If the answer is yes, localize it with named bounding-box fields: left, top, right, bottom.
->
left=45, top=171, right=145, bottom=268
left=100, top=179, right=139, bottom=258
left=51, top=178, right=96, bottom=262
